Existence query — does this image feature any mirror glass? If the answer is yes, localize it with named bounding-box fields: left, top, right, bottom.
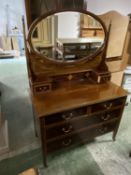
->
left=31, top=12, right=105, bottom=62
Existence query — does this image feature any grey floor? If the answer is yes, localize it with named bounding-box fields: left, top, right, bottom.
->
left=0, top=57, right=131, bottom=175
left=87, top=104, right=131, bottom=175
left=0, top=57, right=40, bottom=160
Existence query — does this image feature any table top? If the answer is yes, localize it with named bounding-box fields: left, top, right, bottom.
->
left=32, top=82, right=127, bottom=118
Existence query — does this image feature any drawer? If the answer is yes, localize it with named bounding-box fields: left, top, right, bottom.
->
left=33, top=83, right=51, bottom=93
left=47, top=121, right=117, bottom=152
left=45, top=106, right=88, bottom=125
left=92, top=97, right=125, bottom=112
left=46, top=120, right=84, bottom=140
left=45, top=97, right=125, bottom=125
left=46, top=109, right=120, bottom=140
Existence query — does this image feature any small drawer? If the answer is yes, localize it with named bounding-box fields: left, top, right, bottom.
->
left=35, top=84, right=51, bottom=93
left=45, top=107, right=87, bottom=125
left=84, top=109, right=120, bottom=124
left=92, top=97, right=125, bottom=112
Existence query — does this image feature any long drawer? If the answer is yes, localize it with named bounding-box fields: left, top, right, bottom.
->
left=46, top=109, right=121, bottom=140
left=47, top=120, right=117, bottom=153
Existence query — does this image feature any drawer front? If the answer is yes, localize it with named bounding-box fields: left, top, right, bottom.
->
left=92, top=97, right=125, bottom=112
left=47, top=121, right=117, bottom=153
left=34, top=84, right=51, bottom=93
left=45, top=97, right=125, bottom=126
left=45, top=106, right=88, bottom=125
left=46, top=109, right=121, bottom=140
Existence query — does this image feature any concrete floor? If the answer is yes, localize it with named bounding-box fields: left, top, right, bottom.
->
left=0, top=57, right=40, bottom=161
left=0, top=57, right=131, bottom=175
left=87, top=104, right=131, bottom=175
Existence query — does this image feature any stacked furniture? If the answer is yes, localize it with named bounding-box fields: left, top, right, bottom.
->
left=24, top=0, right=127, bottom=167
left=0, top=36, right=20, bottom=58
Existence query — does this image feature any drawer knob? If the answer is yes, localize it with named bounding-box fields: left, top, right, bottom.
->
left=62, top=125, right=73, bottom=133
left=101, top=114, right=111, bottom=121
left=62, top=113, right=73, bottom=120
left=62, top=139, right=72, bottom=146
left=104, top=103, right=112, bottom=109
left=99, top=127, right=108, bottom=134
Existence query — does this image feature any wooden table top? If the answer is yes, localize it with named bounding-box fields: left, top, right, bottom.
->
left=32, top=82, right=127, bottom=118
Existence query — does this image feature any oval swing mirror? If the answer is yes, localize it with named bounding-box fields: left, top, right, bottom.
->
left=30, top=11, right=106, bottom=63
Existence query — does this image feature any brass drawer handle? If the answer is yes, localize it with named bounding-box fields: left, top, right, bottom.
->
left=62, top=125, right=73, bottom=133
left=103, top=103, right=113, bottom=109
left=62, top=112, right=73, bottom=120
left=62, top=139, right=72, bottom=146
left=101, top=114, right=111, bottom=121
left=99, top=127, right=108, bottom=134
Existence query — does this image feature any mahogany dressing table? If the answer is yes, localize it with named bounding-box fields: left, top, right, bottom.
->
left=24, top=0, right=127, bottom=167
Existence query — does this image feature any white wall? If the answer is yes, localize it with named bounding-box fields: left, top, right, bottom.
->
left=0, top=0, right=131, bottom=36
left=58, top=12, right=80, bottom=38
left=57, top=0, right=131, bottom=38
left=87, top=0, right=131, bottom=15
left=0, top=0, right=25, bottom=35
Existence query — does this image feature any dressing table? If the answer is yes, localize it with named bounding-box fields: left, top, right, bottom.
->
left=24, top=0, right=127, bottom=167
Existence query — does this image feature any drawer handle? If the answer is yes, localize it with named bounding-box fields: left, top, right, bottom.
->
left=62, top=113, right=73, bottom=120
left=101, top=114, right=111, bottom=121
left=99, top=127, right=108, bottom=134
left=103, top=103, right=113, bottom=109
left=62, top=125, right=73, bottom=133
left=62, top=139, right=72, bottom=146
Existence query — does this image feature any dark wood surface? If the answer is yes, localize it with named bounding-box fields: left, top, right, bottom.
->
left=32, top=82, right=127, bottom=117
left=37, top=87, right=127, bottom=166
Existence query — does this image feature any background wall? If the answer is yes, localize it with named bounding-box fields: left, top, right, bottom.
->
left=0, top=0, right=131, bottom=36
left=58, top=12, right=80, bottom=38
left=87, top=0, right=131, bottom=15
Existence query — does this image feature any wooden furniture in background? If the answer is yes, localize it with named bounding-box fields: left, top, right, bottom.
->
left=0, top=36, right=20, bottom=58
left=99, top=11, right=129, bottom=86
left=80, top=14, right=105, bottom=38
left=24, top=0, right=127, bottom=167
left=80, top=11, right=130, bottom=86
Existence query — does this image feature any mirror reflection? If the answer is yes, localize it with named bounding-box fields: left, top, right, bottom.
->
left=31, top=12, right=105, bottom=62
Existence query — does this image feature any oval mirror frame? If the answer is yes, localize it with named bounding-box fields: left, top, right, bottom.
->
left=27, top=9, right=108, bottom=65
